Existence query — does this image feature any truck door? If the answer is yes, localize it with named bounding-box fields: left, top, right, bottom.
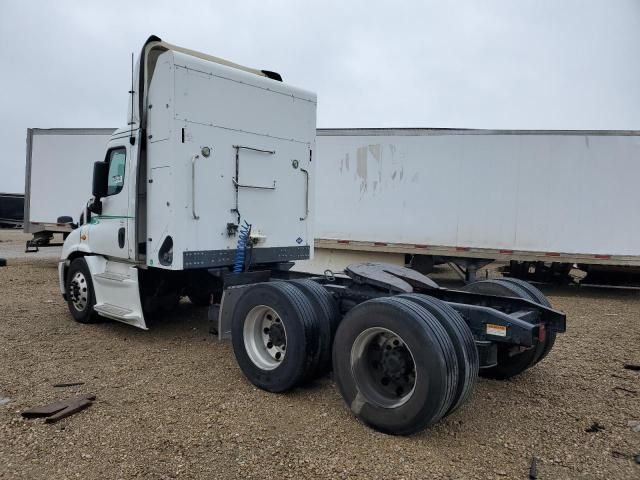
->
left=87, top=146, right=132, bottom=259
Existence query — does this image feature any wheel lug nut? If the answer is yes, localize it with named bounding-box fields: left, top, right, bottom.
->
left=267, top=342, right=273, bottom=349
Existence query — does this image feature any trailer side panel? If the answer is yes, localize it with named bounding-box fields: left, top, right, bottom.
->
left=314, top=129, right=640, bottom=264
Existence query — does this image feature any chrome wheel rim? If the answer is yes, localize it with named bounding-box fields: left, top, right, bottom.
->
left=243, top=305, right=287, bottom=370
left=351, top=327, right=417, bottom=408
left=69, top=271, right=89, bottom=312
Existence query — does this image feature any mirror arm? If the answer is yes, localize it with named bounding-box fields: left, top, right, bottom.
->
left=88, top=197, right=102, bottom=215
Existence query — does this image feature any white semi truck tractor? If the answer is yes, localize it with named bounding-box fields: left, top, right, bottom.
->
left=58, top=36, right=566, bottom=435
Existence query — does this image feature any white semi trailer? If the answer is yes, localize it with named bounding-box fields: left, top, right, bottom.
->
left=55, top=36, right=565, bottom=435
left=23, top=128, right=116, bottom=250
left=25, top=127, right=640, bottom=282
left=307, top=128, right=640, bottom=282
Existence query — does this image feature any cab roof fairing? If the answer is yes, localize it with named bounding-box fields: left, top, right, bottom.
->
left=126, top=35, right=288, bottom=133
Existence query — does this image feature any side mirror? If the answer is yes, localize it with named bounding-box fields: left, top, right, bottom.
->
left=92, top=161, right=109, bottom=198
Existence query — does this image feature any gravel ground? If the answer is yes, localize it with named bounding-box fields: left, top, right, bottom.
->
left=1, top=230, right=639, bottom=479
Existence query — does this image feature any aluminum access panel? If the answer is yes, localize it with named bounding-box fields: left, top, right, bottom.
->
left=315, top=129, right=640, bottom=258
left=145, top=50, right=317, bottom=270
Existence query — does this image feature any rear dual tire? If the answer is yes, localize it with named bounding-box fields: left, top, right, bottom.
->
left=333, top=296, right=474, bottom=435
left=231, top=282, right=319, bottom=392
left=232, top=282, right=479, bottom=435
left=498, top=277, right=556, bottom=363
left=398, top=294, right=479, bottom=415
left=461, top=278, right=556, bottom=379
left=231, top=280, right=340, bottom=393
left=287, top=279, right=340, bottom=377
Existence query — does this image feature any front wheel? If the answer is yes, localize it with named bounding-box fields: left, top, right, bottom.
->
left=65, top=258, right=101, bottom=324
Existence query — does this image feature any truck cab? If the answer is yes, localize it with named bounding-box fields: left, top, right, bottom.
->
left=59, top=36, right=317, bottom=328
left=83, top=130, right=136, bottom=259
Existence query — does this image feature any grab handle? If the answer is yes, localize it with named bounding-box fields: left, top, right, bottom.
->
left=192, top=154, right=200, bottom=220
left=300, top=168, right=309, bottom=221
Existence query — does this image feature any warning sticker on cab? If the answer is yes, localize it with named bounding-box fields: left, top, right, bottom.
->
left=486, top=324, right=507, bottom=337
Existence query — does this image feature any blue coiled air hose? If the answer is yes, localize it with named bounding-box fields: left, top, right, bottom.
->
left=233, top=221, right=252, bottom=273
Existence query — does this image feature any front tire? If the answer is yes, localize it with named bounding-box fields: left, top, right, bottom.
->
left=65, top=258, right=101, bottom=324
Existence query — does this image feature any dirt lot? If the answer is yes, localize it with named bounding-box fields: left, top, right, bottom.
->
left=1, top=230, right=639, bottom=479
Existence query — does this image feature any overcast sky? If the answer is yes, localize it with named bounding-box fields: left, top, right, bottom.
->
left=1, top=0, right=639, bottom=193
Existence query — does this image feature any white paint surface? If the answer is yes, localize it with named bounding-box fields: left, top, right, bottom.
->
left=144, top=50, right=317, bottom=270
left=27, top=130, right=114, bottom=226
left=315, top=130, right=640, bottom=257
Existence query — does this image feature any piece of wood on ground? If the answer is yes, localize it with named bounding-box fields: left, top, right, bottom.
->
left=21, top=394, right=96, bottom=422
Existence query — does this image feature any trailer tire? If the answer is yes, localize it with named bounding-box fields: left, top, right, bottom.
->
left=65, top=258, right=101, bottom=324
left=231, top=282, right=320, bottom=392
left=288, top=279, right=339, bottom=377
left=461, top=279, right=548, bottom=379
left=399, top=294, right=479, bottom=415
left=332, top=297, right=458, bottom=435
left=495, top=278, right=557, bottom=364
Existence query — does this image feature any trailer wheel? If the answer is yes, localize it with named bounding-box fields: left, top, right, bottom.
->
left=461, top=279, right=551, bottom=379
left=399, top=294, right=479, bottom=415
left=288, top=279, right=340, bottom=377
left=333, top=297, right=458, bottom=435
left=65, top=258, right=101, bottom=324
left=231, top=282, right=320, bottom=392
left=495, top=278, right=556, bottom=364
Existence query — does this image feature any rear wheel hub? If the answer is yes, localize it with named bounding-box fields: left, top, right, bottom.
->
left=351, top=327, right=417, bottom=408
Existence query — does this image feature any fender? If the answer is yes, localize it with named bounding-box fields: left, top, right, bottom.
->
left=58, top=226, right=97, bottom=296
left=59, top=227, right=147, bottom=330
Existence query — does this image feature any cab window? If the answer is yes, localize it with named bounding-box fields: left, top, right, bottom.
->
left=106, top=148, right=126, bottom=196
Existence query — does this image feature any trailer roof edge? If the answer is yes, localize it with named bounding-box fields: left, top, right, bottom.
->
left=28, top=128, right=117, bottom=136
left=316, top=128, right=640, bottom=136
